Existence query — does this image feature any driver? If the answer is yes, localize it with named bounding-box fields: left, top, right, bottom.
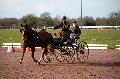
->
left=53, top=16, right=71, bottom=44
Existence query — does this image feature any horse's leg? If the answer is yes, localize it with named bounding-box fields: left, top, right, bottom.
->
left=38, top=48, right=45, bottom=64
left=19, top=46, right=26, bottom=64
left=38, top=47, right=50, bottom=64
left=44, top=48, right=51, bottom=62
left=31, top=47, right=38, bottom=63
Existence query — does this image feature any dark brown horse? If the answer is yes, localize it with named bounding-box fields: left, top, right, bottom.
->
left=19, top=24, right=53, bottom=64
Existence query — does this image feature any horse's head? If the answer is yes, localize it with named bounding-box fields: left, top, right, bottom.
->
left=20, top=24, right=31, bottom=35
left=20, top=24, right=35, bottom=42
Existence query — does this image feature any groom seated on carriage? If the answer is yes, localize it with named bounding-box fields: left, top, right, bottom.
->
left=70, top=20, right=81, bottom=40
left=64, top=20, right=81, bottom=45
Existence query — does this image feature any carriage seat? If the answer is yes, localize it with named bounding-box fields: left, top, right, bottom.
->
left=63, top=33, right=80, bottom=46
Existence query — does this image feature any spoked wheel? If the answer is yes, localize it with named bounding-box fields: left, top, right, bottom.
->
left=55, top=49, right=65, bottom=62
left=77, top=41, right=89, bottom=63
left=43, top=53, right=51, bottom=63
left=65, top=46, right=75, bottom=64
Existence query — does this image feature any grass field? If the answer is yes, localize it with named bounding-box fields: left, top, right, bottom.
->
left=0, top=29, right=120, bottom=49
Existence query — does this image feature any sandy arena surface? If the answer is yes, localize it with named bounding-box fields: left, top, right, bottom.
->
left=0, top=48, right=120, bottom=79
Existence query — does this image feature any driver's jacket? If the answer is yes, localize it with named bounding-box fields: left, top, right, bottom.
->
left=54, top=21, right=70, bottom=32
left=54, top=21, right=70, bottom=42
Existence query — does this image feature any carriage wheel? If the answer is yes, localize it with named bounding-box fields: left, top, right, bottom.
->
left=77, top=41, right=89, bottom=63
left=55, top=47, right=66, bottom=62
left=43, top=53, right=51, bottom=63
left=43, top=51, right=65, bottom=63
left=65, top=46, right=75, bottom=64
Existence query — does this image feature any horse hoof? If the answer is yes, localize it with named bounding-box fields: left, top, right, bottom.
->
left=19, top=61, right=22, bottom=64
left=48, top=58, right=51, bottom=63
left=37, top=60, right=41, bottom=65
left=37, top=62, right=41, bottom=65
left=19, top=62, right=22, bottom=64
left=19, top=60, right=22, bottom=64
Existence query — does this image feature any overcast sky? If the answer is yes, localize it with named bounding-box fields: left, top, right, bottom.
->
left=0, top=0, right=120, bottom=19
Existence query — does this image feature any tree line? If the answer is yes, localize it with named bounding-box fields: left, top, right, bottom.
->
left=0, top=11, right=120, bottom=29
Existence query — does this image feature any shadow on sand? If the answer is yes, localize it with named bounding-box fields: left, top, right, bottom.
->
left=40, top=61, right=120, bottom=67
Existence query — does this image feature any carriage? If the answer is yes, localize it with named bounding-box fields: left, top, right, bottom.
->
left=43, top=32, right=89, bottom=64
left=19, top=24, right=89, bottom=64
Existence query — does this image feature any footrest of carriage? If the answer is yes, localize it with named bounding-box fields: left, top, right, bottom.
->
left=61, top=49, right=65, bottom=52
left=72, top=43, right=77, bottom=46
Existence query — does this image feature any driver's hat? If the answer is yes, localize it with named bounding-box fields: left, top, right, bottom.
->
left=73, top=20, right=76, bottom=23
left=62, top=16, right=67, bottom=20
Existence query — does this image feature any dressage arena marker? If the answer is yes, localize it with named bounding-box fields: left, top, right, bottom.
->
left=116, top=45, right=120, bottom=50
left=7, top=47, right=11, bottom=52
left=2, top=43, right=21, bottom=52
left=87, top=44, right=108, bottom=49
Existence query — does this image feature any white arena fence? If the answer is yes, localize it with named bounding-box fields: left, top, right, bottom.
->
left=2, top=43, right=21, bottom=48
left=2, top=43, right=41, bottom=49
left=86, top=44, right=108, bottom=49
left=116, top=45, right=120, bottom=50
left=47, top=26, right=120, bottom=29
left=1, top=43, right=120, bottom=50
